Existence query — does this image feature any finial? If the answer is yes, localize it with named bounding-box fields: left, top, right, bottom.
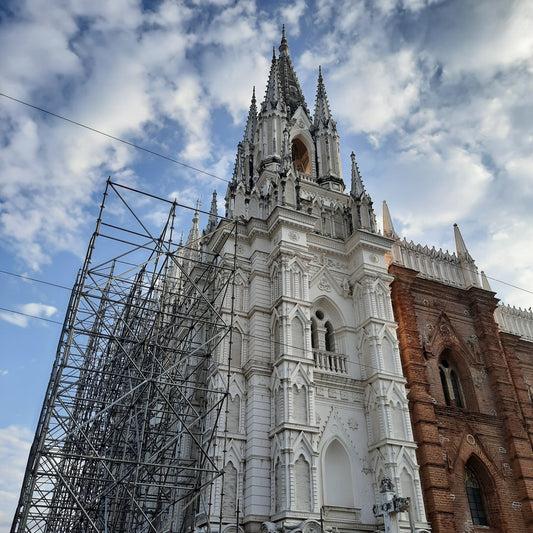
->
left=252, top=86, right=256, bottom=104
left=272, top=46, right=276, bottom=60
left=279, top=24, right=289, bottom=55
left=318, top=65, right=322, bottom=80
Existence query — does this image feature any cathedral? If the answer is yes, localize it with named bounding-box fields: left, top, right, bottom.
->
left=202, top=29, right=533, bottom=533
left=13, top=28, right=533, bottom=533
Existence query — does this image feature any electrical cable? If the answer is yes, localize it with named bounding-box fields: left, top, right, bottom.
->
left=0, top=92, right=231, bottom=184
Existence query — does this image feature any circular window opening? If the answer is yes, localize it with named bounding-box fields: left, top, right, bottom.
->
left=315, top=310, right=324, bottom=320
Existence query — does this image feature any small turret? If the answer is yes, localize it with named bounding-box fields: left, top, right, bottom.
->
left=314, top=66, right=343, bottom=189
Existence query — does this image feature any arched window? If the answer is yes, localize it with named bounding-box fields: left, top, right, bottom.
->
left=292, top=138, right=310, bottom=174
left=450, top=370, right=463, bottom=408
left=311, top=319, right=318, bottom=349
left=325, top=321, right=335, bottom=352
left=465, top=464, right=488, bottom=526
left=323, top=440, right=354, bottom=508
left=439, top=358, right=464, bottom=408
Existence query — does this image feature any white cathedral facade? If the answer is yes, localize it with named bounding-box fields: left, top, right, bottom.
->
left=193, top=30, right=431, bottom=533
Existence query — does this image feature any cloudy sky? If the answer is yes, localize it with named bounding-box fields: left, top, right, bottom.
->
left=1, top=0, right=533, bottom=528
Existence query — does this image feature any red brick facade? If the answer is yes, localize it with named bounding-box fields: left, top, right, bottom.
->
left=390, top=264, right=533, bottom=533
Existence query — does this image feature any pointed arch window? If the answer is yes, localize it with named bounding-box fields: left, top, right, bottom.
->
left=292, top=138, right=310, bottom=174
left=323, top=440, right=354, bottom=508
left=325, top=321, right=335, bottom=352
left=465, top=465, right=488, bottom=526
left=311, top=319, right=318, bottom=349
left=439, top=358, right=464, bottom=408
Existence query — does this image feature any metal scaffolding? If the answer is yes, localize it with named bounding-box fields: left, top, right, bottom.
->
left=12, top=180, right=237, bottom=533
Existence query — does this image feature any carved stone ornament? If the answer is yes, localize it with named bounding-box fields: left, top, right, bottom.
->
left=347, top=418, right=359, bottom=430
left=512, top=501, right=523, bottom=511
left=289, top=230, right=299, bottom=241
left=318, top=277, right=331, bottom=292
left=439, top=324, right=452, bottom=337
left=466, top=434, right=476, bottom=446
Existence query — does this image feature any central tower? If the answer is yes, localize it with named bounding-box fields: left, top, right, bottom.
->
left=206, top=29, right=430, bottom=533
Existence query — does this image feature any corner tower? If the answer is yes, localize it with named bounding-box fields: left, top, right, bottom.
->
left=210, top=29, right=430, bottom=533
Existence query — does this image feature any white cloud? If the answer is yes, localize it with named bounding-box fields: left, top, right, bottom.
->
left=0, top=426, right=33, bottom=532
left=0, top=303, right=57, bottom=328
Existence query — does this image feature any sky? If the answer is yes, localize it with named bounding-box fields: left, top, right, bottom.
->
left=1, top=0, right=533, bottom=529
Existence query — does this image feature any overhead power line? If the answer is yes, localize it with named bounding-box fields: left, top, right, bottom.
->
left=0, top=92, right=230, bottom=184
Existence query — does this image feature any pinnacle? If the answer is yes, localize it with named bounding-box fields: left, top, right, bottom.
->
left=350, top=151, right=365, bottom=198
left=314, top=65, right=332, bottom=125
left=453, top=223, right=473, bottom=261
left=383, top=201, right=397, bottom=239
left=481, top=271, right=492, bottom=291
left=279, top=24, right=288, bottom=55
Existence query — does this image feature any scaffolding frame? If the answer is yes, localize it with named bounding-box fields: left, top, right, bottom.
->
left=12, top=180, right=237, bottom=533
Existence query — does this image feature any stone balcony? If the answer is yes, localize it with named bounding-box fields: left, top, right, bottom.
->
left=313, top=349, right=348, bottom=374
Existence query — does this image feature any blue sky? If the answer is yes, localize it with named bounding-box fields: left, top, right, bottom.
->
left=1, top=0, right=533, bottom=529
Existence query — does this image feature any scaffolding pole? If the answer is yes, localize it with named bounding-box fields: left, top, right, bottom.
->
left=12, top=180, right=237, bottom=533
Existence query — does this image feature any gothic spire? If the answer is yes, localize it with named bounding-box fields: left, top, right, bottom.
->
left=350, top=152, right=365, bottom=198
left=383, top=201, right=398, bottom=239
left=243, top=86, right=257, bottom=145
left=276, top=26, right=309, bottom=117
left=314, top=66, right=332, bottom=126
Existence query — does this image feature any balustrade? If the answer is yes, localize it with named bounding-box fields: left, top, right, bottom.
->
left=313, top=349, right=348, bottom=374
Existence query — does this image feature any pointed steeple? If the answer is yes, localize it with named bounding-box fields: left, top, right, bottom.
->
left=243, top=87, right=257, bottom=145
left=350, top=152, right=365, bottom=198
left=206, top=191, right=218, bottom=235
left=383, top=201, right=398, bottom=239
left=276, top=26, right=309, bottom=117
left=314, top=66, right=332, bottom=126
left=453, top=223, right=473, bottom=262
